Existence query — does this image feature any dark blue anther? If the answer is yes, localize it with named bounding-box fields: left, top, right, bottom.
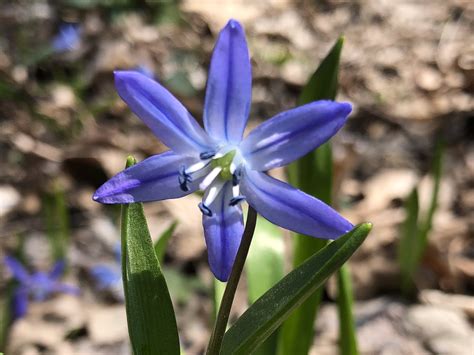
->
left=232, top=167, right=242, bottom=186
left=198, top=202, right=213, bottom=217
left=178, top=165, right=192, bottom=192
left=200, top=150, right=216, bottom=160
left=229, top=195, right=246, bottom=206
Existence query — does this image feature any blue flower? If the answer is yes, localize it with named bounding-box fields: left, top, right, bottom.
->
left=90, top=244, right=124, bottom=300
left=52, top=23, right=81, bottom=53
left=93, top=19, right=353, bottom=282
left=4, top=256, right=79, bottom=318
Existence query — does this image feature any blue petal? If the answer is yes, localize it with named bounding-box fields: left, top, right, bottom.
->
left=91, top=265, right=122, bottom=289
left=240, top=101, right=352, bottom=171
left=4, top=256, right=30, bottom=284
left=13, top=286, right=29, bottom=319
left=240, top=169, right=353, bottom=239
left=203, top=182, right=244, bottom=281
left=93, top=151, right=200, bottom=204
left=204, top=19, right=252, bottom=144
left=115, top=71, right=214, bottom=155
left=53, top=283, right=80, bottom=295
left=49, top=260, right=66, bottom=280
left=52, top=23, right=81, bottom=53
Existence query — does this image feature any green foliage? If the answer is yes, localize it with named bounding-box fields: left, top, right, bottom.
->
left=398, top=142, right=443, bottom=296
left=121, top=156, right=180, bottom=355
left=279, top=36, right=345, bottom=355
left=246, top=216, right=284, bottom=355
left=0, top=284, right=14, bottom=351
left=154, top=221, right=177, bottom=264
left=337, top=265, right=358, bottom=355
left=43, top=183, right=69, bottom=261
left=221, top=224, right=372, bottom=355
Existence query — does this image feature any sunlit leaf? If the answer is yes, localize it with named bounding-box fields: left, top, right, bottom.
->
left=246, top=216, right=284, bottom=355
left=121, top=156, right=180, bottom=355
left=222, top=223, right=372, bottom=354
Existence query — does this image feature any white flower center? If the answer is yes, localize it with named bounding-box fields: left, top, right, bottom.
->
left=178, top=148, right=245, bottom=216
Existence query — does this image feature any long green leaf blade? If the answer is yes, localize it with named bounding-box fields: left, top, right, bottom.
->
left=154, top=221, right=178, bottom=264
left=121, top=156, right=180, bottom=355
left=280, top=36, right=344, bottom=355
left=222, top=223, right=372, bottom=355
left=337, top=264, right=358, bottom=355
left=246, top=216, right=284, bottom=355
left=398, top=187, right=420, bottom=295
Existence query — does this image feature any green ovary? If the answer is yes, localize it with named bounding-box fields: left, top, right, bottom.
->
left=211, top=150, right=236, bottom=181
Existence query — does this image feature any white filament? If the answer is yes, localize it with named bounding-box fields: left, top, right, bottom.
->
left=199, top=167, right=222, bottom=191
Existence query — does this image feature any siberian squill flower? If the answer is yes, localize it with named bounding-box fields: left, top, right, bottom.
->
left=52, top=23, right=81, bottom=53
left=93, top=19, right=353, bottom=281
left=4, top=256, right=79, bottom=318
left=90, top=244, right=124, bottom=300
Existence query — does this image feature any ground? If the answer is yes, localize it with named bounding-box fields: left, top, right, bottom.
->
left=0, top=0, right=473, bottom=354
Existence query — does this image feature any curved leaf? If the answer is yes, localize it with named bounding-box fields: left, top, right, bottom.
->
left=222, top=223, right=372, bottom=354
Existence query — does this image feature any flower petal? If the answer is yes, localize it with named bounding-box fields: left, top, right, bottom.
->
left=13, top=286, right=29, bottom=319
left=241, top=101, right=352, bottom=171
left=204, top=19, right=252, bottom=144
left=115, top=71, right=214, bottom=155
left=240, top=169, right=352, bottom=239
left=4, top=256, right=30, bottom=284
left=49, top=260, right=66, bottom=280
left=93, top=151, right=200, bottom=204
left=53, top=283, right=80, bottom=295
left=203, top=182, right=244, bottom=281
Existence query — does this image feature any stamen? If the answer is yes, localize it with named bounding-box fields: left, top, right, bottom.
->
left=203, top=179, right=225, bottom=207
left=232, top=184, right=240, bottom=197
left=229, top=196, right=246, bottom=206
left=232, top=167, right=242, bottom=186
left=199, top=150, right=216, bottom=160
left=198, top=202, right=213, bottom=217
left=199, top=167, right=222, bottom=191
left=178, top=165, right=192, bottom=191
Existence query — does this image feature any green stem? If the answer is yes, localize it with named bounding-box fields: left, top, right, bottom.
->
left=206, top=207, right=258, bottom=355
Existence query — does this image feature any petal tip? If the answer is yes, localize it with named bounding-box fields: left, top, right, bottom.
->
left=226, top=18, right=244, bottom=33
left=340, top=101, right=353, bottom=115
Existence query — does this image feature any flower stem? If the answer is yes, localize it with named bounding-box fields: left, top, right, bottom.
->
left=206, top=206, right=258, bottom=355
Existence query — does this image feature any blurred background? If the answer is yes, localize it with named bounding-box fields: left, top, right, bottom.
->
left=0, top=0, right=472, bottom=354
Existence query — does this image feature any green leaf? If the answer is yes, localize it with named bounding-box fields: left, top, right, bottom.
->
left=222, top=223, right=372, bottom=355
left=337, top=264, right=359, bottom=355
left=154, top=221, right=178, bottom=264
left=121, top=156, right=180, bottom=355
left=246, top=216, right=284, bottom=355
left=298, top=36, right=344, bottom=106
left=398, top=187, right=420, bottom=295
left=213, top=279, right=226, bottom=319
left=280, top=36, right=344, bottom=355
left=398, top=141, right=443, bottom=296
left=43, top=183, right=69, bottom=261
left=246, top=217, right=284, bottom=302
left=418, top=141, right=443, bottom=252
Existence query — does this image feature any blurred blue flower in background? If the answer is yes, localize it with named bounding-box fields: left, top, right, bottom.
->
left=52, top=23, right=81, bottom=53
left=4, top=256, right=79, bottom=319
left=90, top=244, right=123, bottom=300
left=94, top=19, right=353, bottom=282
